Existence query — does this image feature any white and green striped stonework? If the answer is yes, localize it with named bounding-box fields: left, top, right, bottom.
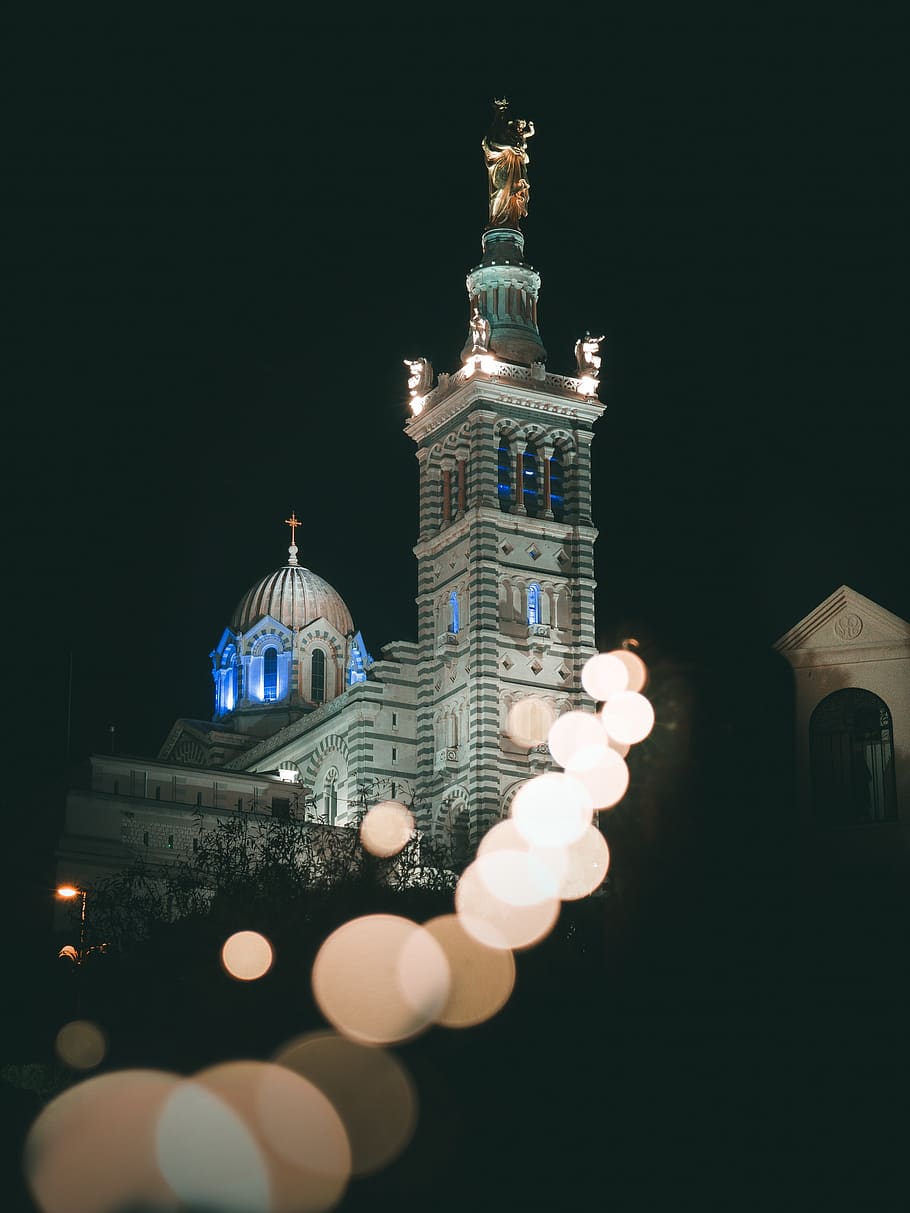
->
left=405, top=342, right=605, bottom=855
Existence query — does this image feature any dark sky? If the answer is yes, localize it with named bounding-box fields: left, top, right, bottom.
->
left=5, top=11, right=908, bottom=775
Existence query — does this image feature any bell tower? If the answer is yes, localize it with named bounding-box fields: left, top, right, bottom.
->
left=405, top=100, right=606, bottom=857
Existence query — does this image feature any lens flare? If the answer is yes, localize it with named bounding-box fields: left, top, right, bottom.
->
left=421, top=913, right=517, bottom=1028
left=563, top=743, right=630, bottom=809
left=505, top=695, right=557, bottom=748
left=275, top=1031, right=418, bottom=1177
left=24, top=1069, right=180, bottom=1213
left=455, top=859, right=560, bottom=951
left=611, top=647, right=648, bottom=693
left=511, top=771, right=594, bottom=847
left=598, top=691, right=655, bottom=745
left=547, top=710, right=609, bottom=767
left=221, top=930, right=274, bottom=981
left=581, top=652, right=629, bottom=700
left=312, top=914, right=450, bottom=1045
left=54, top=1020, right=107, bottom=1071
left=360, top=800, right=415, bottom=858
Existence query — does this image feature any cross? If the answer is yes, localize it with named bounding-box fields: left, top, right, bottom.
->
left=285, top=512, right=301, bottom=545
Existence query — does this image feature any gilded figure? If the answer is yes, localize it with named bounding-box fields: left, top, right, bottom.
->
left=482, top=98, right=535, bottom=229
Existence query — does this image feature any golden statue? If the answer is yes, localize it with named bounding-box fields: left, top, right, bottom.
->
left=482, top=98, right=535, bottom=229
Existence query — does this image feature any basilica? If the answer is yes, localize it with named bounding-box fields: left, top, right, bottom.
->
left=57, top=103, right=609, bottom=887
left=56, top=103, right=910, bottom=894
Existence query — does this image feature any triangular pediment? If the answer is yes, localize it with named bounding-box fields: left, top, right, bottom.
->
left=774, top=585, right=910, bottom=655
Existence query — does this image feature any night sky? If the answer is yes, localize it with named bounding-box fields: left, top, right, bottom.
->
left=7, top=12, right=908, bottom=781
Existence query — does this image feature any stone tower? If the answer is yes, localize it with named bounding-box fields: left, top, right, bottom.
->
left=405, top=100, right=606, bottom=858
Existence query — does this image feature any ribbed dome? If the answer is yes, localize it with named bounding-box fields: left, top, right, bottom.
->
left=231, top=562, right=354, bottom=636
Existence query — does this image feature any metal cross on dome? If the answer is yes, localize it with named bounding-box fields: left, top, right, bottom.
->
left=285, top=512, right=302, bottom=545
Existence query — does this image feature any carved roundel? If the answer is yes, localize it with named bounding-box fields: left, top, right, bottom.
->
left=834, top=613, right=863, bottom=641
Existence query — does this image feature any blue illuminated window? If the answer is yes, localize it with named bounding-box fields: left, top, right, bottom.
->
left=311, top=649, right=326, bottom=703
left=549, top=452, right=565, bottom=521
left=497, top=442, right=511, bottom=511
left=263, top=647, right=278, bottom=702
left=522, top=446, right=538, bottom=517
left=528, top=583, right=541, bottom=626
left=448, top=591, right=460, bottom=634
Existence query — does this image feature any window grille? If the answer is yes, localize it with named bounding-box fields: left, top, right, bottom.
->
left=311, top=649, right=326, bottom=703
left=810, top=689, right=897, bottom=824
left=263, top=647, right=278, bottom=702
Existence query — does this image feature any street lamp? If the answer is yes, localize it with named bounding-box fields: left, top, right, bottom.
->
left=56, top=884, right=87, bottom=963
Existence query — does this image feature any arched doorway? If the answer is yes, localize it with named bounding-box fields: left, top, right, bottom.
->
left=809, top=688, right=897, bottom=824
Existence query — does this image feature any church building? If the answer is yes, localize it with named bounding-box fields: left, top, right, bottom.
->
left=57, top=101, right=607, bottom=888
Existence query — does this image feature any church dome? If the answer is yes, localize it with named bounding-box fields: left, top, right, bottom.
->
left=231, top=539, right=354, bottom=636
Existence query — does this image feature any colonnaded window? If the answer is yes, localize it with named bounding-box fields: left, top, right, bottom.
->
left=522, top=445, right=538, bottom=517
left=311, top=649, right=326, bottom=703
left=448, top=591, right=460, bottom=634
left=497, top=442, right=511, bottom=511
left=809, top=688, right=897, bottom=824
left=263, top=647, right=278, bottom=702
left=549, top=451, right=565, bottom=521
left=527, top=583, right=541, bottom=626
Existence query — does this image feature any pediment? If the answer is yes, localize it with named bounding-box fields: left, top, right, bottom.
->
left=774, top=585, right=910, bottom=656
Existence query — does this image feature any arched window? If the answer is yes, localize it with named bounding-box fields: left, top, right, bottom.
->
left=311, top=649, right=326, bottom=703
left=810, top=689, right=897, bottom=824
left=522, top=445, right=538, bottom=516
left=549, top=451, right=565, bottom=521
left=324, top=767, right=338, bottom=825
left=263, top=647, right=278, bottom=702
left=497, top=442, right=511, bottom=512
left=527, top=583, right=541, bottom=626
left=448, top=591, right=460, bottom=634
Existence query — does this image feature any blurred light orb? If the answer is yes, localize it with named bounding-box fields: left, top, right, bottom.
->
left=556, top=826, right=611, bottom=900
left=189, top=1060, right=351, bottom=1213
left=611, top=647, right=648, bottom=693
left=511, top=771, right=593, bottom=848
left=599, top=691, right=655, bottom=745
left=275, top=1031, right=418, bottom=1178
left=581, top=652, right=629, bottom=701
left=312, top=914, right=450, bottom=1045
left=478, top=819, right=570, bottom=892
left=156, top=1078, right=271, bottom=1213
left=455, top=860, right=560, bottom=952
left=221, top=930, right=274, bottom=981
left=421, top=914, right=516, bottom=1028
left=360, top=800, right=415, bottom=858
left=474, top=847, right=561, bottom=907
left=54, top=1020, right=107, bottom=1071
left=25, top=1069, right=180, bottom=1213
left=564, top=744, right=630, bottom=809
left=505, top=696, right=557, bottom=748
left=547, top=710, right=609, bottom=768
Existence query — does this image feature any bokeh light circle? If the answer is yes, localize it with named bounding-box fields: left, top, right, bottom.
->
left=221, top=930, right=274, bottom=981
left=610, top=647, right=648, bottom=693
left=505, top=696, right=557, bottom=748
left=312, top=914, right=450, bottom=1045
left=563, top=744, right=630, bottom=809
left=598, top=691, right=655, bottom=745
left=455, top=860, right=560, bottom=951
left=54, top=1020, right=107, bottom=1071
left=511, top=771, right=594, bottom=847
left=555, top=826, right=611, bottom=900
left=581, top=652, right=629, bottom=700
left=547, top=710, right=610, bottom=767
left=275, top=1030, right=418, bottom=1177
left=422, top=914, right=516, bottom=1028
left=360, top=800, right=415, bottom=858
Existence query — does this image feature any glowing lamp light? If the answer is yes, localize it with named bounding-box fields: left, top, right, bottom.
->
left=479, top=355, right=498, bottom=375
left=57, top=885, right=80, bottom=898
left=463, top=360, right=475, bottom=377
left=409, top=396, right=425, bottom=416
left=578, top=375, right=598, bottom=396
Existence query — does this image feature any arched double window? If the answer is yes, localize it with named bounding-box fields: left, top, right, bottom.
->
left=448, top=591, right=460, bottom=634
left=263, top=647, right=278, bottom=703
left=311, top=649, right=326, bottom=703
left=527, top=583, right=542, bottom=626
left=810, top=688, right=897, bottom=824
